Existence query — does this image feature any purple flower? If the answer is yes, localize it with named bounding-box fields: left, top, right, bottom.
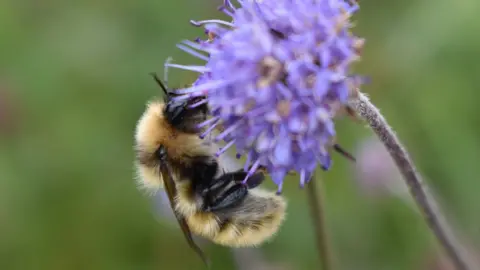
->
left=168, top=0, right=365, bottom=193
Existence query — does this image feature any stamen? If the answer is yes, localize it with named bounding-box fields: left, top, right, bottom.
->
left=257, top=56, right=283, bottom=88
left=176, top=44, right=209, bottom=61
left=245, top=105, right=269, bottom=117
left=299, top=170, right=307, bottom=188
left=242, top=159, right=261, bottom=184
left=243, top=151, right=253, bottom=172
left=196, top=117, right=219, bottom=129
left=211, top=98, right=246, bottom=108
left=215, top=140, right=236, bottom=157
left=165, top=63, right=210, bottom=73
left=163, top=57, right=173, bottom=85
left=199, top=121, right=220, bottom=139
left=180, top=40, right=213, bottom=53
left=174, top=80, right=227, bottom=94
left=214, top=121, right=241, bottom=142
left=277, top=83, right=293, bottom=99
left=276, top=182, right=284, bottom=195
left=190, top=19, right=234, bottom=28
left=347, top=0, right=360, bottom=13
left=352, top=38, right=365, bottom=55
left=321, top=164, right=330, bottom=171
left=203, top=24, right=228, bottom=39
left=170, top=92, right=206, bottom=102
left=251, top=0, right=264, bottom=18
left=223, top=0, right=236, bottom=11
left=217, top=4, right=234, bottom=17
left=235, top=153, right=242, bottom=159
left=335, top=12, right=352, bottom=34
left=188, top=98, right=207, bottom=109
left=315, top=151, right=332, bottom=171
left=220, top=9, right=234, bottom=17
left=194, top=36, right=211, bottom=46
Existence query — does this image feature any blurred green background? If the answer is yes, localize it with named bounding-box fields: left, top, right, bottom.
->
left=1, top=0, right=479, bottom=269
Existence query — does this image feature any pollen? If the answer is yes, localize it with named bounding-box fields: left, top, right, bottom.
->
left=276, top=100, right=291, bottom=117
left=352, top=37, right=365, bottom=55
left=306, top=73, right=316, bottom=89
left=208, top=31, right=216, bottom=41
left=257, top=56, right=283, bottom=88
left=335, top=9, right=352, bottom=33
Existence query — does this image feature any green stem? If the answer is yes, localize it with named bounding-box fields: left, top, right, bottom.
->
left=307, top=175, right=333, bottom=270
left=349, top=92, right=476, bottom=270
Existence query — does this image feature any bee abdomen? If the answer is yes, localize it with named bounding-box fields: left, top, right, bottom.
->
left=211, top=213, right=284, bottom=247
left=211, top=193, right=287, bottom=247
left=185, top=212, right=220, bottom=238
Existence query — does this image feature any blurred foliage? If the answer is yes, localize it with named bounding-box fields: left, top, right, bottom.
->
left=1, top=0, right=479, bottom=269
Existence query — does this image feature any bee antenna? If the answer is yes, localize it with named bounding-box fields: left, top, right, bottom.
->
left=333, top=144, right=356, bottom=162
left=150, top=72, right=169, bottom=96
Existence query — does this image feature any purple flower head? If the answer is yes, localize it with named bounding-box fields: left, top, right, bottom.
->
left=168, top=0, right=365, bottom=193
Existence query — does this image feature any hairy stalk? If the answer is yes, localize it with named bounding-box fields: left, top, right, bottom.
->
left=349, top=92, right=475, bottom=270
left=307, top=175, right=333, bottom=270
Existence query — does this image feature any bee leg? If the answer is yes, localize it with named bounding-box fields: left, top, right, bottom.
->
left=202, top=169, right=264, bottom=196
left=202, top=171, right=250, bottom=211
left=225, top=169, right=265, bottom=189
left=253, top=165, right=268, bottom=174
left=204, top=183, right=248, bottom=212
left=193, top=161, right=221, bottom=194
left=196, top=165, right=241, bottom=199
left=240, top=172, right=265, bottom=189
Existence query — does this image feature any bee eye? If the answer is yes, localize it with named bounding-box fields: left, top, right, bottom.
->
left=156, top=145, right=167, bottom=161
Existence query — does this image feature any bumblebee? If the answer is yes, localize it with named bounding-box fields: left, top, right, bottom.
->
left=134, top=74, right=286, bottom=264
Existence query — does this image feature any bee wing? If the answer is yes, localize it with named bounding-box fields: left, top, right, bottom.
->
left=159, top=163, right=211, bottom=268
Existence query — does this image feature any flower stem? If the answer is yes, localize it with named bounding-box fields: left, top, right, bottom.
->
left=349, top=92, right=476, bottom=270
left=307, top=175, right=333, bottom=270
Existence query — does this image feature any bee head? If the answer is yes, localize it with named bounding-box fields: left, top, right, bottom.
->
left=151, top=73, right=207, bottom=133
